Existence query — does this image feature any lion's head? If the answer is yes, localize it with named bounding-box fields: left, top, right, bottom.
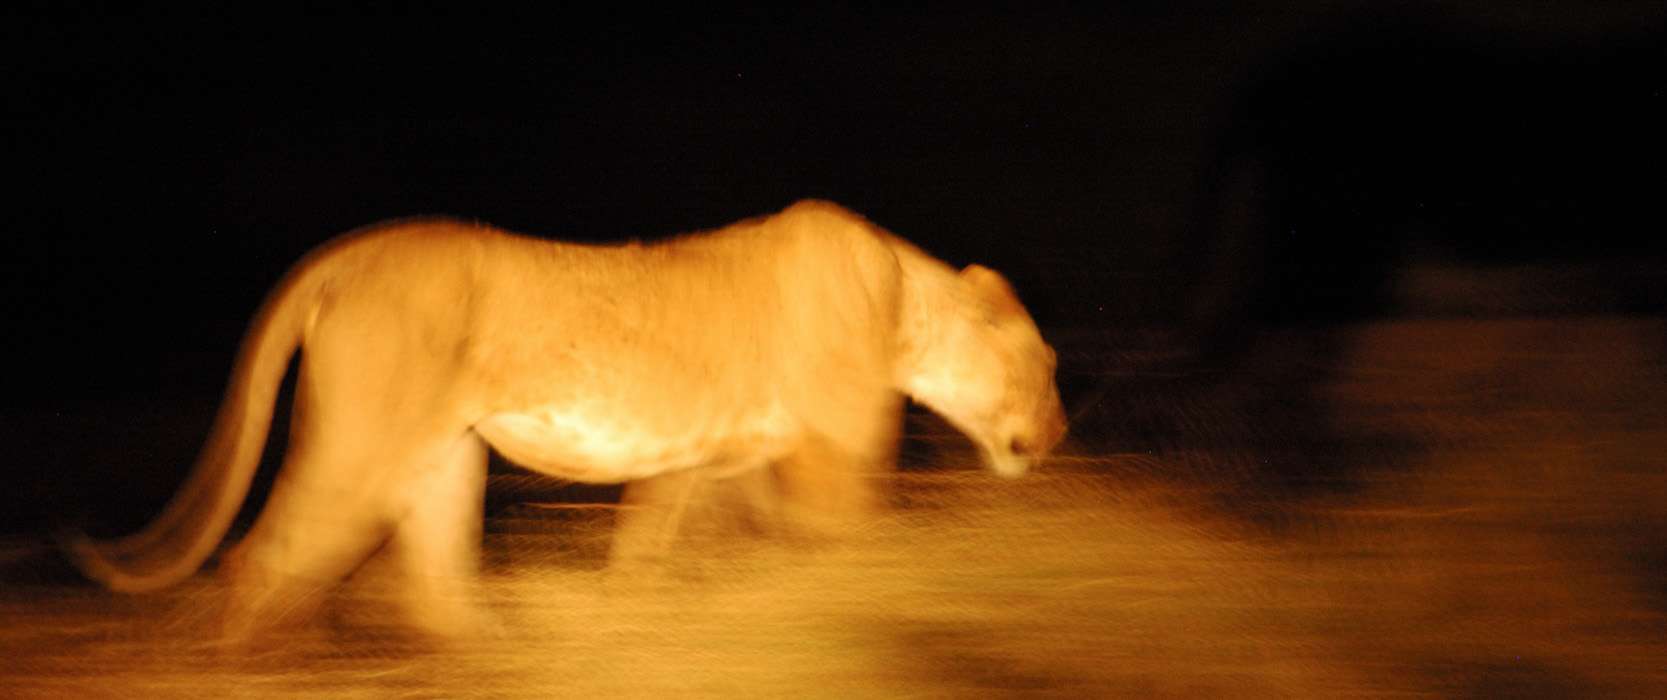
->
left=901, top=264, right=1066, bottom=478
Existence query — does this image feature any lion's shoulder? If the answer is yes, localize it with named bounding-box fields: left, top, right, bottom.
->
left=777, top=198, right=865, bottom=222
left=772, top=199, right=884, bottom=240
left=751, top=199, right=898, bottom=260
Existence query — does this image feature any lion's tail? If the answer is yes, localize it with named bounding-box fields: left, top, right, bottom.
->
left=63, top=260, right=324, bottom=593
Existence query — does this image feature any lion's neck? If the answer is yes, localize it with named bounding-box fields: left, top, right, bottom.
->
left=888, top=240, right=965, bottom=409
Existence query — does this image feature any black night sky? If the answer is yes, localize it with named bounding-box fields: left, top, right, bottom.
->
left=4, top=4, right=1664, bottom=532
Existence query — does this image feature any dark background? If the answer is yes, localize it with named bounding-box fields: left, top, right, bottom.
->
left=4, top=3, right=1662, bottom=533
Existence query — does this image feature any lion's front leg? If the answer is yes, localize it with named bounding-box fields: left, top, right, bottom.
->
left=607, top=436, right=894, bottom=573
left=769, top=389, right=904, bottom=541
left=607, top=394, right=903, bottom=571
left=770, top=432, right=888, bottom=540
left=609, top=468, right=702, bottom=573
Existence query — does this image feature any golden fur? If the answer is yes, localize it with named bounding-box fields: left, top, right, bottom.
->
left=68, top=200, right=1066, bottom=640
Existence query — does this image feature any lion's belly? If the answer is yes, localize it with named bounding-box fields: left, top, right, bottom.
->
left=473, top=404, right=796, bottom=483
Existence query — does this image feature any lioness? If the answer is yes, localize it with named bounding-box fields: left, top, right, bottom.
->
left=69, top=200, right=1066, bottom=640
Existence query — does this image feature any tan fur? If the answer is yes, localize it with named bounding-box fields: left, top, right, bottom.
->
left=67, top=200, right=1065, bottom=641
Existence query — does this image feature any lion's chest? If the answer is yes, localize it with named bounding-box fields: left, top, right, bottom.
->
left=473, top=402, right=797, bottom=483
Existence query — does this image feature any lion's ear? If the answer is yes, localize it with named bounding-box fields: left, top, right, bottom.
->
left=959, top=264, right=1025, bottom=318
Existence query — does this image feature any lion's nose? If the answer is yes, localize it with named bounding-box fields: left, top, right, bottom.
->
left=1008, top=435, right=1034, bottom=457
left=1009, top=419, right=1066, bottom=458
left=1006, top=396, right=1069, bottom=459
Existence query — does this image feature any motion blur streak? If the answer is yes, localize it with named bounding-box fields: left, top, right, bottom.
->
left=3, top=318, right=1664, bottom=696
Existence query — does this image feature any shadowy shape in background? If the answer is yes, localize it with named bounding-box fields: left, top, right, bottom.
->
left=1163, top=7, right=1663, bottom=511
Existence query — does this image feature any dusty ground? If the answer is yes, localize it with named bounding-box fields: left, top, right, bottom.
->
left=3, top=317, right=1664, bottom=697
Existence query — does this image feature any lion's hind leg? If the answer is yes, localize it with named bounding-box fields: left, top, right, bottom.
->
left=376, top=433, right=493, bottom=639
left=216, top=454, right=396, bottom=645
left=217, top=422, right=492, bottom=646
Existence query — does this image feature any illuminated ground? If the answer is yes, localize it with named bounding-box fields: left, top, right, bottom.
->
left=3, top=318, right=1664, bottom=697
